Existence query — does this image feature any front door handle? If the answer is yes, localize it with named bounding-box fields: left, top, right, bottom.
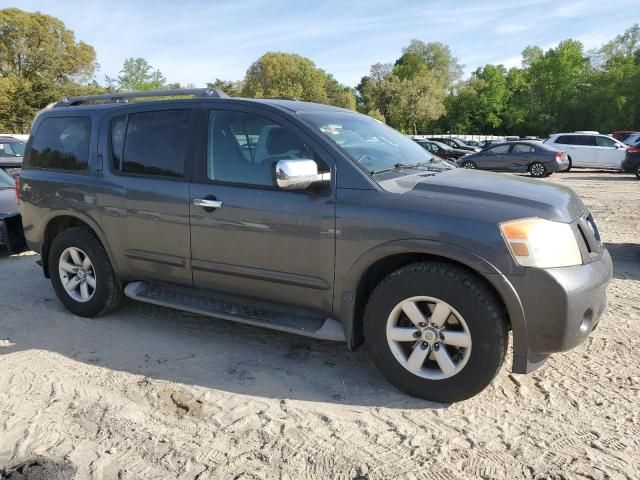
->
left=193, top=198, right=223, bottom=209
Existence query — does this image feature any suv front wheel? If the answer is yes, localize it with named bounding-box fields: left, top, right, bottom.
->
left=49, top=226, right=123, bottom=317
left=364, top=262, right=507, bottom=403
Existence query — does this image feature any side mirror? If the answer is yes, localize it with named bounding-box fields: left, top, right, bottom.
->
left=274, top=159, right=330, bottom=190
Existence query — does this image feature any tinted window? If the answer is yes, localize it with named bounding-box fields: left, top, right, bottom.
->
left=574, top=135, right=597, bottom=146
left=207, top=110, right=321, bottom=187
left=555, top=135, right=575, bottom=145
left=487, top=144, right=511, bottom=154
left=596, top=136, right=616, bottom=148
left=111, top=115, right=126, bottom=171
left=512, top=144, right=535, bottom=153
left=29, top=117, right=90, bottom=171
left=121, top=110, right=190, bottom=177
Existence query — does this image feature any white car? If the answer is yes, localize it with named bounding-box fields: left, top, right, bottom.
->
left=544, top=132, right=628, bottom=170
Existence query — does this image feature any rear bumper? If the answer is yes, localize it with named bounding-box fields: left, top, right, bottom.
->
left=552, top=159, right=570, bottom=172
left=508, top=248, right=612, bottom=357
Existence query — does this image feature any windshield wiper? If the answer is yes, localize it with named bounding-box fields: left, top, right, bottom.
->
left=370, top=161, right=434, bottom=175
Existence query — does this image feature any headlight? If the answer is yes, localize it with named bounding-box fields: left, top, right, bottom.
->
left=499, top=218, right=582, bottom=268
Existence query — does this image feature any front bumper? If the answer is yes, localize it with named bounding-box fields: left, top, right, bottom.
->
left=508, top=247, right=612, bottom=355
left=621, top=155, right=639, bottom=173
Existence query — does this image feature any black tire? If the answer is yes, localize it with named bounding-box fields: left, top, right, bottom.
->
left=364, top=262, right=508, bottom=403
left=635, top=163, right=640, bottom=179
left=529, top=161, right=547, bottom=177
left=461, top=160, right=477, bottom=169
left=566, top=157, right=572, bottom=172
left=49, top=226, right=123, bottom=317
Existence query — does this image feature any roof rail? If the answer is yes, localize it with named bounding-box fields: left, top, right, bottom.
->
left=53, top=88, right=229, bottom=107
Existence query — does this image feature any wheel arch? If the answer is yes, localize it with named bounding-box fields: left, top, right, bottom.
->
left=337, top=239, right=531, bottom=373
left=40, top=212, right=118, bottom=279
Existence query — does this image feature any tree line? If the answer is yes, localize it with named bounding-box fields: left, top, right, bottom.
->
left=0, top=7, right=638, bottom=136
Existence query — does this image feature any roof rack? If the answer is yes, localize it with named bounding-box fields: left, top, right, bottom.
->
left=53, top=88, right=229, bottom=107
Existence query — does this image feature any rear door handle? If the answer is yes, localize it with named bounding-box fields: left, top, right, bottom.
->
left=193, top=198, right=223, bottom=209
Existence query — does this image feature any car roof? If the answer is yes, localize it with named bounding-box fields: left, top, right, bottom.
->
left=43, top=97, right=352, bottom=116
left=0, top=136, right=22, bottom=143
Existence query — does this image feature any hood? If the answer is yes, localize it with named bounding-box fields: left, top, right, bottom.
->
left=0, top=187, right=18, bottom=215
left=379, top=169, right=586, bottom=223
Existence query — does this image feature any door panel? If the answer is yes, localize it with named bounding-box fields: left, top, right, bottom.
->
left=189, top=106, right=335, bottom=313
left=97, top=106, right=195, bottom=286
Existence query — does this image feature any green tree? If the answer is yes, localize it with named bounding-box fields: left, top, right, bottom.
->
left=207, top=78, right=243, bottom=96
left=241, top=52, right=355, bottom=109
left=242, top=52, right=328, bottom=102
left=0, top=8, right=98, bottom=132
left=107, top=57, right=166, bottom=91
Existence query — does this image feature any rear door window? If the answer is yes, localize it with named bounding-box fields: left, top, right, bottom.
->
left=555, top=135, right=575, bottom=145
left=29, top=117, right=90, bottom=171
left=574, top=135, right=597, bottom=146
left=115, top=110, right=191, bottom=178
left=512, top=144, right=535, bottom=153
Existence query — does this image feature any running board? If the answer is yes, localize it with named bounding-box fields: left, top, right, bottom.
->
left=124, top=281, right=345, bottom=342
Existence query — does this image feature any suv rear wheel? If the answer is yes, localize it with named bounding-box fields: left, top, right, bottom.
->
left=49, top=226, right=123, bottom=317
left=364, top=261, right=507, bottom=403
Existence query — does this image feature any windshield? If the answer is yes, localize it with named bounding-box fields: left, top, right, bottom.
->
left=0, top=141, right=25, bottom=157
left=431, top=140, right=453, bottom=151
left=0, top=168, right=14, bottom=188
left=300, top=112, right=452, bottom=174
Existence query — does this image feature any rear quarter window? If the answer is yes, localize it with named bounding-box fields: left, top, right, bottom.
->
left=28, top=116, right=91, bottom=171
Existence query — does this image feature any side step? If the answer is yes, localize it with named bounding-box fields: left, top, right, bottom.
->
left=124, top=281, right=345, bottom=342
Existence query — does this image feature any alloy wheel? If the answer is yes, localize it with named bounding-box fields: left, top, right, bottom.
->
left=386, top=296, right=472, bottom=380
left=58, top=247, right=96, bottom=303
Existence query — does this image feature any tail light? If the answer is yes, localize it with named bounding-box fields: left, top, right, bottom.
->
left=555, top=152, right=564, bottom=161
left=628, top=146, right=640, bottom=154
left=14, top=175, right=20, bottom=204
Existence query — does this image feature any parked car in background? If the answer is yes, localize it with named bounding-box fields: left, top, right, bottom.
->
left=18, top=88, right=612, bottom=402
left=622, top=133, right=640, bottom=147
left=0, top=136, right=25, bottom=177
left=612, top=131, right=638, bottom=142
left=544, top=133, right=628, bottom=170
left=416, top=139, right=469, bottom=160
left=622, top=146, right=640, bottom=178
left=479, top=139, right=504, bottom=149
left=428, top=137, right=480, bottom=152
left=0, top=168, right=25, bottom=253
left=463, top=140, right=481, bottom=147
left=458, top=141, right=569, bottom=177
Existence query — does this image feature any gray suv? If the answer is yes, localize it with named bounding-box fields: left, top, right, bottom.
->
left=19, top=89, right=612, bottom=402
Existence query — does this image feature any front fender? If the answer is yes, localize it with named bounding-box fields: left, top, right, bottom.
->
left=335, top=238, right=535, bottom=374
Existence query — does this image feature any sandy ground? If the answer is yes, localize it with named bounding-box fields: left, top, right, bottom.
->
left=0, top=171, right=639, bottom=480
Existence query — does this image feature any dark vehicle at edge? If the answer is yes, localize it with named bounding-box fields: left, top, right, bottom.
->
left=0, top=169, right=26, bottom=252
left=428, top=137, right=479, bottom=152
left=18, top=89, right=612, bottom=403
left=415, top=139, right=469, bottom=160
left=622, top=146, right=640, bottom=178
left=459, top=141, right=569, bottom=177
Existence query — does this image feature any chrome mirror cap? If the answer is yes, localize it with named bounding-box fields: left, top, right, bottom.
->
left=274, top=159, right=329, bottom=190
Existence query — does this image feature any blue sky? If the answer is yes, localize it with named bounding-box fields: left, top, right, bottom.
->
left=3, top=0, right=638, bottom=87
